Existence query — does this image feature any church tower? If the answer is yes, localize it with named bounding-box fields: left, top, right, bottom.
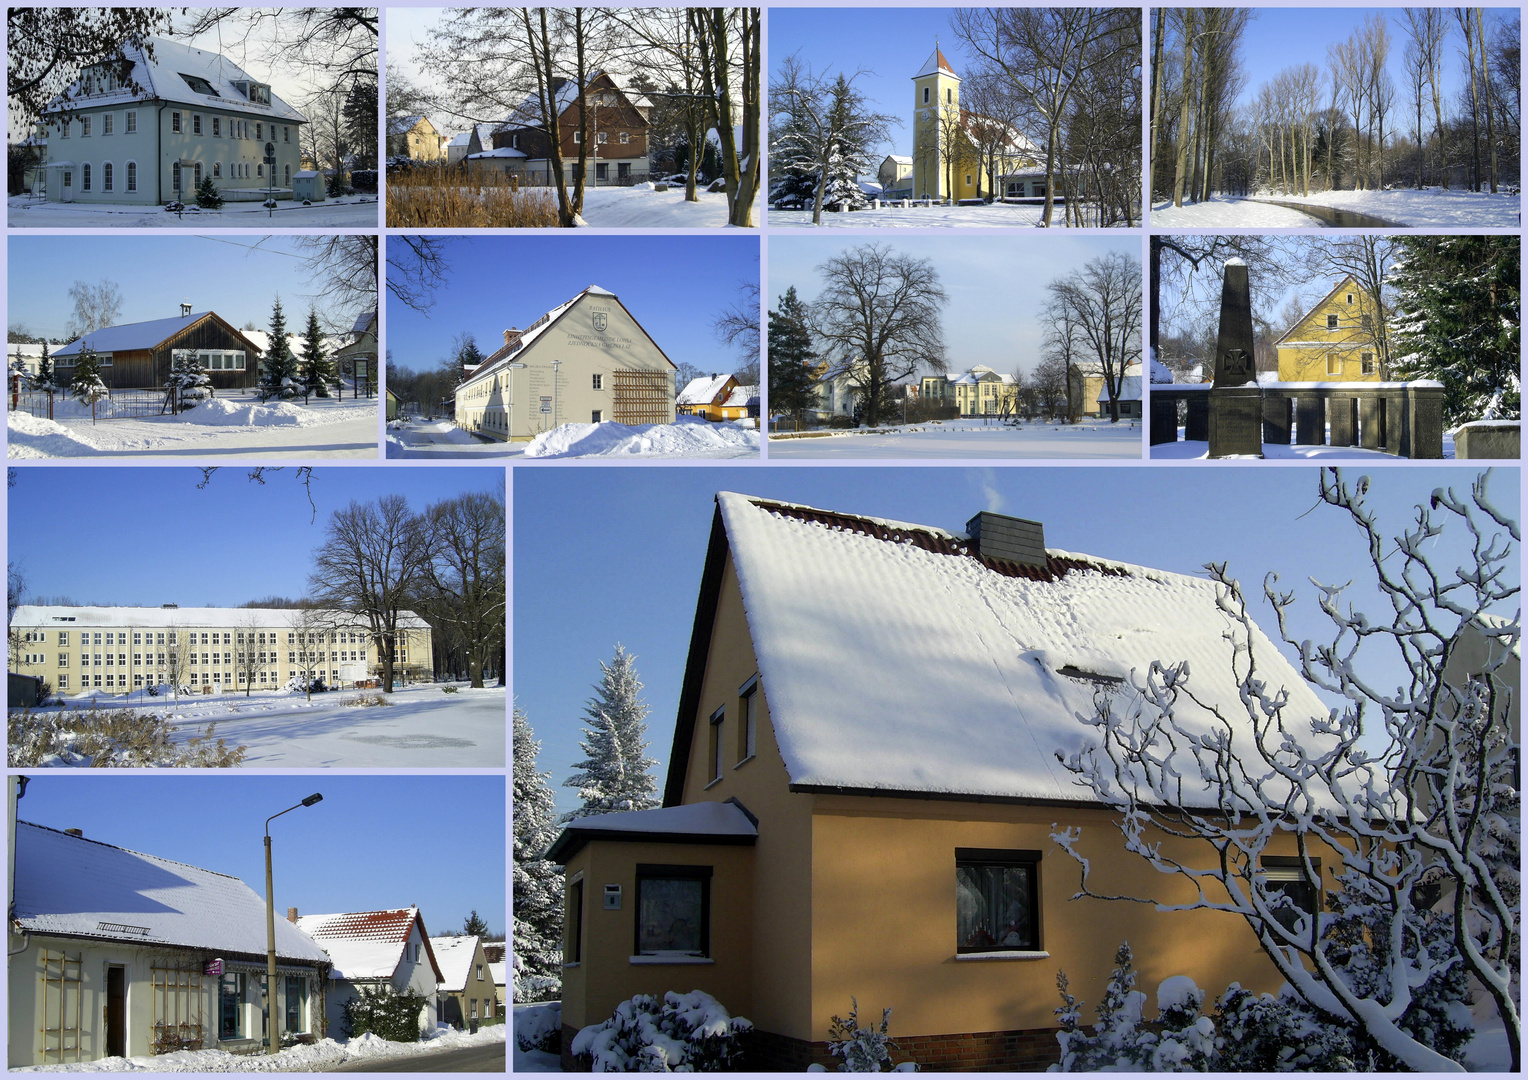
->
left=911, top=43, right=960, bottom=201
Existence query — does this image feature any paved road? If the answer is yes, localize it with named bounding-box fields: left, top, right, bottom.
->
left=327, top=1043, right=506, bottom=1072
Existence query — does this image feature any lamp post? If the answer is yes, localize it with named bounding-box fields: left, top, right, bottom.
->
left=264, top=793, right=322, bottom=1055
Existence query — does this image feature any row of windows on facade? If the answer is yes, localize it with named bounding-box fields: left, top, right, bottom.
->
left=55, top=160, right=292, bottom=192
left=218, top=972, right=308, bottom=1041
left=1325, top=353, right=1377, bottom=375
left=50, top=666, right=382, bottom=690
left=26, top=648, right=379, bottom=667
left=23, top=629, right=381, bottom=646
left=1326, top=312, right=1374, bottom=330
left=60, top=112, right=290, bottom=143
left=707, top=674, right=760, bottom=784
left=565, top=852, right=1319, bottom=963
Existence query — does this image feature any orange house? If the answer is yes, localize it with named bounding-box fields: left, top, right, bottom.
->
left=550, top=495, right=1342, bottom=1070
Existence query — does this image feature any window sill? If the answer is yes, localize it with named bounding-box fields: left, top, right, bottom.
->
left=703, top=777, right=723, bottom=791
left=629, top=955, right=714, bottom=966
left=954, top=950, right=1051, bottom=962
left=562, top=961, right=581, bottom=969
left=733, top=755, right=755, bottom=770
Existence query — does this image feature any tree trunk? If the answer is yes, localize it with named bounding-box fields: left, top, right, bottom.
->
left=1171, top=15, right=1196, bottom=207
left=1149, top=8, right=1166, bottom=195
left=1476, top=10, right=1497, bottom=192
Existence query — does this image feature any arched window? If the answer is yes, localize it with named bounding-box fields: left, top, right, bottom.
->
left=126, top=161, right=138, bottom=192
left=102, top=162, right=113, bottom=191
left=284, top=164, right=290, bottom=186
left=81, top=163, right=91, bottom=191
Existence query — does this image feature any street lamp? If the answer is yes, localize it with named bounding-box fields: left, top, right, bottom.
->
left=264, top=793, right=323, bottom=1055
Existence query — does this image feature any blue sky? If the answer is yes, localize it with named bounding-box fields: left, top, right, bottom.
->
left=8, top=235, right=350, bottom=342
left=15, top=774, right=505, bottom=935
left=769, top=234, right=1140, bottom=379
left=385, top=235, right=759, bottom=376
left=7, top=466, right=503, bottom=607
left=513, top=465, right=1518, bottom=818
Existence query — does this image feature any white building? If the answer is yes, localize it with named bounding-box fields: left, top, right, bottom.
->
left=8, top=821, right=329, bottom=1067
left=454, top=285, right=676, bottom=441
left=295, top=908, right=442, bottom=1037
left=37, top=36, right=306, bottom=205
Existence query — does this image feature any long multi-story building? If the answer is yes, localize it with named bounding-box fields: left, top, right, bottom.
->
left=9, top=605, right=432, bottom=696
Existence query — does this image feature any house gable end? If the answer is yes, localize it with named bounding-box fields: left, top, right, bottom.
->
left=1274, top=275, right=1364, bottom=347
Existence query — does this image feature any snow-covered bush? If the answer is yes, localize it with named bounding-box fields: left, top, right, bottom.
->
left=342, top=983, right=427, bottom=1042
left=345, top=691, right=391, bottom=707
left=514, top=1001, right=561, bottom=1054
left=167, top=352, right=211, bottom=409
left=826, top=998, right=905, bottom=1071
left=1052, top=943, right=1152, bottom=1071
left=570, top=990, right=751, bottom=1071
left=7, top=708, right=246, bottom=767
left=1212, top=984, right=1356, bottom=1071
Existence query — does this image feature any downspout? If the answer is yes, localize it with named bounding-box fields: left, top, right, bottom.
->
left=157, top=104, right=165, bottom=204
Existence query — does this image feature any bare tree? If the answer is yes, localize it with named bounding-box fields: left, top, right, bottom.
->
left=296, top=234, right=378, bottom=326
left=1402, top=8, right=1450, bottom=188
left=689, top=7, right=762, bottom=227
left=713, top=281, right=761, bottom=384
left=420, top=492, right=505, bottom=689
left=286, top=606, right=337, bottom=700
left=610, top=9, right=712, bottom=202
left=64, top=279, right=123, bottom=339
left=809, top=244, right=948, bottom=428
left=1294, top=235, right=1400, bottom=377
left=163, top=625, right=191, bottom=706
left=235, top=613, right=274, bottom=696
left=7, top=8, right=171, bottom=126
left=308, top=496, right=431, bottom=693
left=384, top=236, right=450, bottom=315
left=180, top=7, right=377, bottom=99
left=1046, top=252, right=1141, bottom=422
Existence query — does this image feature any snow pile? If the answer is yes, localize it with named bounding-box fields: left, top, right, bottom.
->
left=11, top=1025, right=505, bottom=1072
left=7, top=410, right=103, bottom=456
left=523, top=417, right=760, bottom=459
left=177, top=398, right=313, bottom=426
left=571, top=991, right=751, bottom=1072
left=515, top=1001, right=561, bottom=1053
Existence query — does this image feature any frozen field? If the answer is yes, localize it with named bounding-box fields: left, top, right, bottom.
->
left=767, top=418, right=1141, bottom=459
left=768, top=202, right=1133, bottom=228
left=578, top=183, right=757, bottom=227
left=387, top=416, right=759, bottom=459
left=1152, top=187, right=1520, bottom=229
left=7, top=193, right=379, bottom=228
left=32, top=682, right=506, bottom=767
left=8, top=394, right=378, bottom=458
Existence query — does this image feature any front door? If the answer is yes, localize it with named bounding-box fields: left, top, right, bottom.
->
left=106, top=966, right=126, bottom=1058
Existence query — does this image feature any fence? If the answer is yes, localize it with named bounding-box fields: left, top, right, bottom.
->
left=11, top=387, right=174, bottom=422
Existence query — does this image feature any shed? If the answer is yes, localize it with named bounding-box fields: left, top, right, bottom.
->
left=291, top=170, right=325, bottom=202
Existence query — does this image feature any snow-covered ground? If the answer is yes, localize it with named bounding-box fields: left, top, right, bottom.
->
left=769, top=201, right=1133, bottom=228
left=1152, top=187, right=1520, bottom=229
left=514, top=1003, right=562, bottom=1073
left=576, top=183, right=757, bottom=227
left=767, top=418, right=1141, bottom=459
left=1152, top=431, right=1456, bottom=460
left=33, top=682, right=505, bottom=767
left=12, top=1022, right=505, bottom=1072
left=7, top=194, right=378, bottom=228
left=8, top=394, right=378, bottom=458
left=387, top=416, right=759, bottom=460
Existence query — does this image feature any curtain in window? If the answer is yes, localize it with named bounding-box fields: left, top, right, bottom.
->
left=639, top=878, right=702, bottom=953
left=956, top=864, right=1032, bottom=949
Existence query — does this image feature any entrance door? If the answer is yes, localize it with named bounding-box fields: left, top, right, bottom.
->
left=106, top=966, right=126, bottom=1058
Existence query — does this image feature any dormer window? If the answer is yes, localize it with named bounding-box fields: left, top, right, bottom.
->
left=179, top=73, right=220, bottom=97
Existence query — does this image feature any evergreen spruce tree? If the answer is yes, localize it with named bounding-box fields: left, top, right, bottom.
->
left=563, top=644, right=659, bottom=819
left=456, top=335, right=487, bottom=378
left=68, top=346, right=109, bottom=408
left=194, top=173, right=224, bottom=209
left=9, top=350, right=27, bottom=389
left=166, top=351, right=211, bottom=411
left=35, top=341, right=55, bottom=393
left=462, top=910, right=490, bottom=937
left=299, top=307, right=334, bottom=398
left=1389, top=235, right=1520, bottom=426
left=768, top=286, right=820, bottom=429
left=258, top=296, right=300, bottom=400
left=512, top=706, right=564, bottom=1001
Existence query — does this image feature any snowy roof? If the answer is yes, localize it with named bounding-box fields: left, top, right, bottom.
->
left=13, top=821, right=329, bottom=963
left=884, top=154, right=913, bottom=165
left=1100, top=375, right=1141, bottom=403
left=679, top=494, right=1336, bottom=807
left=1150, top=354, right=1174, bottom=384
left=467, top=147, right=527, bottom=160
left=549, top=801, right=758, bottom=863
left=446, top=132, right=472, bottom=147
left=913, top=46, right=959, bottom=80
left=950, top=366, right=1015, bottom=386
left=12, top=605, right=430, bottom=631
left=502, top=71, right=616, bottom=129
left=723, top=385, right=758, bottom=408
left=464, top=285, right=666, bottom=390
left=387, top=115, right=428, bottom=136
left=46, top=36, right=304, bottom=123
left=52, top=312, right=229, bottom=358
left=296, top=907, right=443, bottom=983
left=488, top=961, right=506, bottom=986
left=679, top=374, right=735, bottom=405
left=429, top=935, right=481, bottom=992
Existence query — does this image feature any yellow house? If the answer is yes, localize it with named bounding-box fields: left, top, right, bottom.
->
left=549, top=494, right=1346, bottom=1071
left=910, top=47, right=1038, bottom=203
left=923, top=366, right=1020, bottom=416
left=1275, top=275, right=1385, bottom=382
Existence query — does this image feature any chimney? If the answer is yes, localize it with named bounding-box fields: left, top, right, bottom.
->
left=64, top=828, right=82, bottom=837
left=161, top=603, right=178, bottom=609
left=503, top=328, right=521, bottom=347
left=965, top=511, right=1047, bottom=569
left=180, top=300, right=192, bottom=318
left=287, top=907, right=299, bottom=923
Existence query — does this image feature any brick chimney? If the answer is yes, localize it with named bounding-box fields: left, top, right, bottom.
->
left=965, top=512, right=1047, bottom=569
left=503, top=328, right=522, bottom=347
left=287, top=907, right=299, bottom=923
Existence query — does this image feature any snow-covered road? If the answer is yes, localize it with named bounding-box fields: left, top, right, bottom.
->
left=769, top=202, right=1133, bottom=228
left=1152, top=187, right=1520, bottom=229
left=7, top=194, right=379, bottom=228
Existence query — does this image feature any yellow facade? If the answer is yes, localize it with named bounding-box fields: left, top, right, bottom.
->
left=1275, top=275, right=1384, bottom=382
left=911, top=50, right=978, bottom=203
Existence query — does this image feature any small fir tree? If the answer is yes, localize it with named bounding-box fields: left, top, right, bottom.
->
left=34, top=341, right=56, bottom=393
left=194, top=173, right=223, bottom=209
left=768, top=286, right=820, bottom=429
left=563, top=644, right=659, bottom=820
left=258, top=296, right=300, bottom=400
left=462, top=910, right=490, bottom=937
left=299, top=307, right=334, bottom=397
left=166, top=351, right=211, bottom=410
left=513, top=706, right=564, bottom=1001
left=68, top=346, right=109, bottom=408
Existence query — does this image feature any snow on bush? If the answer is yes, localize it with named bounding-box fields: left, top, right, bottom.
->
left=7, top=707, right=247, bottom=767
left=825, top=998, right=909, bottom=1071
left=514, top=1001, right=561, bottom=1054
left=570, top=990, right=751, bottom=1071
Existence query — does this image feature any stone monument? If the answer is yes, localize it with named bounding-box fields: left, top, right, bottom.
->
left=1207, top=258, right=1263, bottom=457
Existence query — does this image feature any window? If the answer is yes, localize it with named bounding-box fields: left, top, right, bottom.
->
left=1326, top=314, right=1339, bottom=330
left=635, top=865, right=710, bottom=956
left=965, top=174, right=972, bottom=185
left=620, top=132, right=631, bottom=144
left=284, top=164, right=290, bottom=186
left=1326, top=353, right=1341, bottom=375
left=60, top=121, right=70, bottom=139
left=597, top=131, right=608, bottom=144
left=57, top=674, right=68, bottom=689
left=738, top=676, right=758, bottom=763
left=125, top=110, right=137, bottom=133
left=81, top=163, right=90, bottom=191
left=922, top=87, right=929, bottom=104
left=591, top=409, right=603, bottom=422
left=173, top=163, right=181, bottom=191
left=707, top=706, right=724, bottom=783
left=81, top=116, right=91, bottom=136
left=103, top=113, right=113, bottom=135
left=257, top=163, right=263, bottom=178
left=126, top=161, right=137, bottom=191
left=172, top=111, right=181, bottom=133
left=1361, top=353, right=1375, bottom=375
left=213, top=162, right=221, bottom=178
left=193, top=114, right=202, bottom=135
left=59, top=632, right=69, bottom=646
left=476, top=964, right=484, bottom=982
left=1261, top=857, right=1321, bottom=931
left=470, top=1000, right=478, bottom=1019
left=212, top=116, right=220, bottom=137
left=283, top=125, right=290, bottom=142
left=1346, top=293, right=1355, bottom=304
left=618, top=162, right=630, bottom=179
left=574, top=130, right=582, bottom=143
left=256, top=123, right=262, bottom=140
left=284, top=975, right=306, bottom=1033
left=1361, top=313, right=1373, bottom=330
left=596, top=162, right=608, bottom=180
left=956, top=848, right=1040, bottom=952
left=592, top=373, right=603, bottom=390
left=219, top=972, right=245, bottom=1038
left=567, top=878, right=584, bottom=962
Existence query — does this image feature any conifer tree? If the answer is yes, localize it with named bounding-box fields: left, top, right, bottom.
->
left=299, top=307, right=334, bottom=398
left=166, top=352, right=211, bottom=411
left=68, top=345, right=109, bottom=408
left=35, top=341, right=56, bottom=393
left=258, top=297, right=300, bottom=400
left=768, top=285, right=820, bottom=429
left=513, top=706, right=564, bottom=1001
left=194, top=173, right=224, bottom=209
left=1389, top=235, right=1520, bottom=425
left=563, top=644, right=659, bottom=820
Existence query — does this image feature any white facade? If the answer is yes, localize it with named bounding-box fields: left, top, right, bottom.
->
left=296, top=909, right=441, bottom=1037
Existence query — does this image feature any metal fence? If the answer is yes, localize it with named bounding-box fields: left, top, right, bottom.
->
left=11, top=387, right=172, bottom=421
